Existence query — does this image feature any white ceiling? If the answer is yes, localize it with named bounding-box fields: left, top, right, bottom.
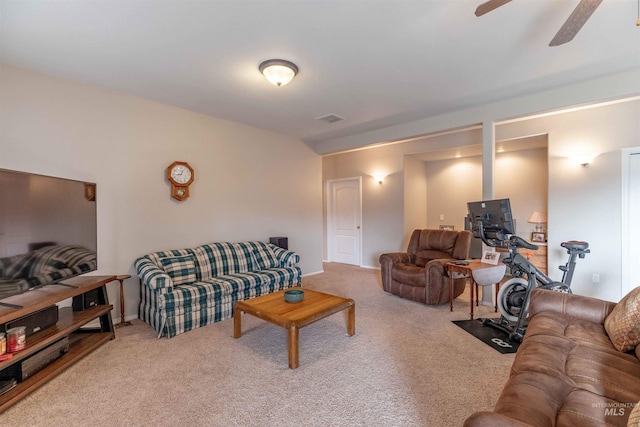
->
left=1, top=0, right=639, bottom=153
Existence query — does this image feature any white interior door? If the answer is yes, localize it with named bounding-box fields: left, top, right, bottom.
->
left=328, top=178, right=361, bottom=265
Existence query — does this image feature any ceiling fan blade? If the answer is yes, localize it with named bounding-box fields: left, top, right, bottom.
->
left=475, top=0, right=512, bottom=17
left=549, top=0, right=603, bottom=46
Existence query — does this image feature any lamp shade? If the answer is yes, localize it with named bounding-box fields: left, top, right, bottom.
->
left=527, top=211, right=547, bottom=224
left=259, top=59, right=298, bottom=87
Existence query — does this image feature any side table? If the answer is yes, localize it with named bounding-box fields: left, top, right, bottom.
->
left=112, top=275, right=132, bottom=328
left=446, top=260, right=506, bottom=320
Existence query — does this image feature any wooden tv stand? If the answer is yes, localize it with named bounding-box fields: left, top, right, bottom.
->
left=0, top=275, right=115, bottom=412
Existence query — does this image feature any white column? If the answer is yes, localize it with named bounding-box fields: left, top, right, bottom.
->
left=482, top=120, right=495, bottom=200
left=481, top=120, right=496, bottom=307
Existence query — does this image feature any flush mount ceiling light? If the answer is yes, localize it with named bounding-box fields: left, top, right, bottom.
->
left=259, top=59, right=298, bottom=87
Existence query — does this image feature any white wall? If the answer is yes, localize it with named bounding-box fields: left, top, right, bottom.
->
left=425, top=156, right=482, bottom=231
left=0, top=64, right=323, bottom=320
left=322, top=127, right=487, bottom=266
left=323, top=99, right=639, bottom=303
left=323, top=144, right=405, bottom=266
left=495, top=147, right=548, bottom=237
left=423, top=147, right=547, bottom=270
left=497, top=100, right=640, bottom=301
left=403, top=155, right=427, bottom=247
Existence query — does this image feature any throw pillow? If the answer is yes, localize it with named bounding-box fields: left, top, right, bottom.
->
left=30, top=259, right=68, bottom=277
left=3, top=253, right=34, bottom=279
left=160, top=255, right=197, bottom=286
left=627, top=401, right=640, bottom=427
left=605, top=286, right=640, bottom=352
left=251, top=246, right=279, bottom=270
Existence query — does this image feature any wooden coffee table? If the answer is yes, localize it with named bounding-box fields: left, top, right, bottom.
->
left=233, top=287, right=355, bottom=369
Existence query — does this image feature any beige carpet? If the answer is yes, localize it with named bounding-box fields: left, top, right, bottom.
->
left=0, top=263, right=514, bottom=426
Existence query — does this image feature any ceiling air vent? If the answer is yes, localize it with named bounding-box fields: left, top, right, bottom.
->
left=315, top=113, right=345, bottom=124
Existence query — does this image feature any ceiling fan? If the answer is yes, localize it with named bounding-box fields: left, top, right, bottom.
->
left=475, top=0, right=603, bottom=46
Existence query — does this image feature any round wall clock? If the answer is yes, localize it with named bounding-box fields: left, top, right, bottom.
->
left=167, top=161, right=194, bottom=201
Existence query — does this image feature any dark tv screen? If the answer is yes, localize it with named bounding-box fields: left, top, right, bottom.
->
left=0, top=169, right=97, bottom=300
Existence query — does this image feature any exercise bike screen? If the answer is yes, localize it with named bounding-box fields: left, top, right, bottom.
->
left=467, top=198, right=515, bottom=240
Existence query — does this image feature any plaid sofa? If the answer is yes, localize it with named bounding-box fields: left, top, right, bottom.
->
left=0, top=245, right=97, bottom=299
left=135, top=241, right=301, bottom=338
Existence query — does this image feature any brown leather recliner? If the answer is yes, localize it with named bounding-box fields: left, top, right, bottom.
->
left=379, top=229, right=472, bottom=305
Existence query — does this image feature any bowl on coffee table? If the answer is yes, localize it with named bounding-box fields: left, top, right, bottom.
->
left=284, top=289, right=304, bottom=303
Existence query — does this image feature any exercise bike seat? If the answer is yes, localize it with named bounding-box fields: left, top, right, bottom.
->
left=561, top=240, right=589, bottom=251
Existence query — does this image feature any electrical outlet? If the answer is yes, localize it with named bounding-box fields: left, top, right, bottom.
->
left=440, top=214, right=444, bottom=221
left=592, top=273, right=600, bottom=283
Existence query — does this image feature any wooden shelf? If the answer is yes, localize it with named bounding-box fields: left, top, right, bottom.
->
left=0, top=306, right=112, bottom=371
left=524, top=245, right=548, bottom=275
left=0, top=331, right=113, bottom=412
left=0, top=276, right=116, bottom=412
left=0, top=276, right=116, bottom=323
left=496, top=243, right=548, bottom=275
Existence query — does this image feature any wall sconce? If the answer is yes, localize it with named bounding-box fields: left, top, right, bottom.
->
left=373, top=174, right=385, bottom=184
left=259, top=59, right=298, bottom=87
left=570, top=153, right=598, bottom=167
left=527, top=211, right=547, bottom=232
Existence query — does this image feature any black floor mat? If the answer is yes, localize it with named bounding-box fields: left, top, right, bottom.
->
left=452, top=318, right=521, bottom=354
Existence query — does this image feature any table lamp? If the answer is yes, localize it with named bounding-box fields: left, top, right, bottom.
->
left=528, top=211, right=547, bottom=232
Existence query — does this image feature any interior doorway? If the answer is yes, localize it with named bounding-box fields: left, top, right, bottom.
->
left=326, top=177, right=362, bottom=266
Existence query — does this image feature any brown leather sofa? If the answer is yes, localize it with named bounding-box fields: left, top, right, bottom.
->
left=379, top=229, right=472, bottom=305
left=464, top=288, right=640, bottom=427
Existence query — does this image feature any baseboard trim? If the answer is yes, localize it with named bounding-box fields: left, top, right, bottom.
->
left=302, top=270, right=324, bottom=277
left=321, top=261, right=381, bottom=270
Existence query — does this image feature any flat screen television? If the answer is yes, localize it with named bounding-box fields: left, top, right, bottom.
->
left=0, top=169, right=97, bottom=301
left=466, top=198, right=515, bottom=241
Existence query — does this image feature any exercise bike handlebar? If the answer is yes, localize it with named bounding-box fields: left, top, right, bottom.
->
left=508, top=235, right=539, bottom=251
left=474, top=221, right=538, bottom=251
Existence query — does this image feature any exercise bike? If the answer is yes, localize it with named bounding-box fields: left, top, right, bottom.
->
left=467, top=199, right=590, bottom=342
